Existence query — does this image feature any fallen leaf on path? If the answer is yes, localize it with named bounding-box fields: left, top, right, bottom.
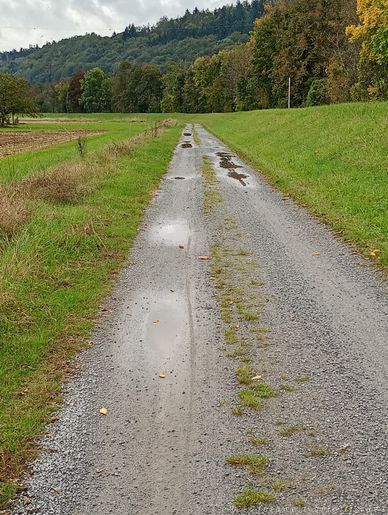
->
left=50, top=415, right=60, bottom=423
left=99, top=408, right=108, bottom=416
left=179, top=245, right=185, bottom=250
left=251, top=375, right=262, bottom=381
left=153, top=320, right=160, bottom=324
left=96, top=467, right=105, bottom=474
left=369, top=249, right=381, bottom=257
left=159, top=373, right=166, bottom=379
left=311, top=251, right=320, bottom=257
left=23, top=497, right=31, bottom=506
left=198, top=256, right=210, bottom=261
left=51, top=487, right=61, bottom=494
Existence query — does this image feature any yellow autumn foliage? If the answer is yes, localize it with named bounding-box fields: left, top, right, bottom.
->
left=346, top=0, right=388, bottom=43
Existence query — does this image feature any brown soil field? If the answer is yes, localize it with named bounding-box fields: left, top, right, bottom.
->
left=0, top=130, right=101, bottom=158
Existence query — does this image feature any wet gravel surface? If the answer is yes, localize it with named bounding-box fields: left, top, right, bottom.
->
left=11, top=126, right=388, bottom=515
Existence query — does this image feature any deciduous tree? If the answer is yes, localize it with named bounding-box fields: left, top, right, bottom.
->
left=80, top=67, right=112, bottom=113
left=0, top=73, right=36, bottom=126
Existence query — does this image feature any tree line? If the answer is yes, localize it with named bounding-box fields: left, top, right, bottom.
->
left=0, top=0, right=386, bottom=121
left=0, top=1, right=263, bottom=84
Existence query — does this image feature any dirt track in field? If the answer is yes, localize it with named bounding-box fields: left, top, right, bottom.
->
left=0, top=130, right=101, bottom=158
left=12, top=125, right=388, bottom=515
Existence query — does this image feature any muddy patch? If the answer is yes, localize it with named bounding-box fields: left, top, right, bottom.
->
left=174, top=177, right=186, bottom=180
left=227, top=170, right=249, bottom=186
left=181, top=142, right=193, bottom=149
left=0, top=130, right=102, bottom=158
left=183, top=132, right=192, bottom=137
left=216, top=151, right=243, bottom=171
left=150, top=220, right=190, bottom=247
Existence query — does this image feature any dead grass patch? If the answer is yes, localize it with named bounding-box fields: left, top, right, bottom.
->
left=24, top=162, right=96, bottom=203
left=0, top=185, right=30, bottom=238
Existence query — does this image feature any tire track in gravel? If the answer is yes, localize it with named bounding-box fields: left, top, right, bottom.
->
left=11, top=125, right=387, bottom=515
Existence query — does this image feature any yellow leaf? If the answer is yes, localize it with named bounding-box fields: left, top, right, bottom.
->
left=198, top=255, right=210, bottom=261
left=159, top=373, right=166, bottom=379
left=99, top=408, right=108, bottom=416
left=311, top=250, right=320, bottom=257
left=369, top=248, right=380, bottom=257
left=251, top=375, right=262, bottom=381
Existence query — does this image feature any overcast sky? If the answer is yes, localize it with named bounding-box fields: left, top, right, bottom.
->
left=0, top=0, right=232, bottom=52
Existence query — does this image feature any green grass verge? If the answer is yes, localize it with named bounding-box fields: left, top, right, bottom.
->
left=0, top=122, right=182, bottom=506
left=198, top=102, right=388, bottom=268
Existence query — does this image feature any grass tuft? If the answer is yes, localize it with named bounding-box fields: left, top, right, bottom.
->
left=239, top=389, right=261, bottom=410
left=234, top=488, right=274, bottom=508
left=226, top=454, right=268, bottom=474
left=236, top=365, right=254, bottom=384
left=293, top=497, right=306, bottom=508
left=296, top=375, right=311, bottom=383
left=306, top=446, right=329, bottom=457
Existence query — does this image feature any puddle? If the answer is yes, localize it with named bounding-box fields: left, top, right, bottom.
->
left=228, top=170, right=249, bottom=186
left=150, top=220, right=190, bottom=247
left=184, top=132, right=192, bottom=137
left=216, top=151, right=242, bottom=170
left=174, top=177, right=185, bottom=180
left=144, top=294, right=187, bottom=365
left=181, top=143, right=193, bottom=149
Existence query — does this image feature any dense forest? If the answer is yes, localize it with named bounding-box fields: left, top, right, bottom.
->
left=0, top=0, right=387, bottom=117
left=0, top=1, right=265, bottom=84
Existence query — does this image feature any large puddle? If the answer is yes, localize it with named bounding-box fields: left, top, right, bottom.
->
left=150, top=220, right=190, bottom=247
left=144, top=294, right=187, bottom=367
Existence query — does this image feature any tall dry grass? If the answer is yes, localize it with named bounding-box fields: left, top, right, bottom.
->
left=0, top=187, right=30, bottom=238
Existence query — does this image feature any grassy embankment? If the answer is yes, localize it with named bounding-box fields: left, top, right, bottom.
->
left=0, top=116, right=182, bottom=505
left=199, top=102, right=388, bottom=268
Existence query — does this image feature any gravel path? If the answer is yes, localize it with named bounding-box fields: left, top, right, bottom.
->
left=12, top=126, right=387, bottom=515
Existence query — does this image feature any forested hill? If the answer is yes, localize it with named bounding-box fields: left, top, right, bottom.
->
left=0, top=0, right=266, bottom=84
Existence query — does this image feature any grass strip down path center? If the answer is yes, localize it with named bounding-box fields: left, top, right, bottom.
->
left=0, top=120, right=182, bottom=506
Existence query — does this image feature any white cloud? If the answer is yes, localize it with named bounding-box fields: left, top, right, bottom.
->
left=0, top=0, right=230, bottom=51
